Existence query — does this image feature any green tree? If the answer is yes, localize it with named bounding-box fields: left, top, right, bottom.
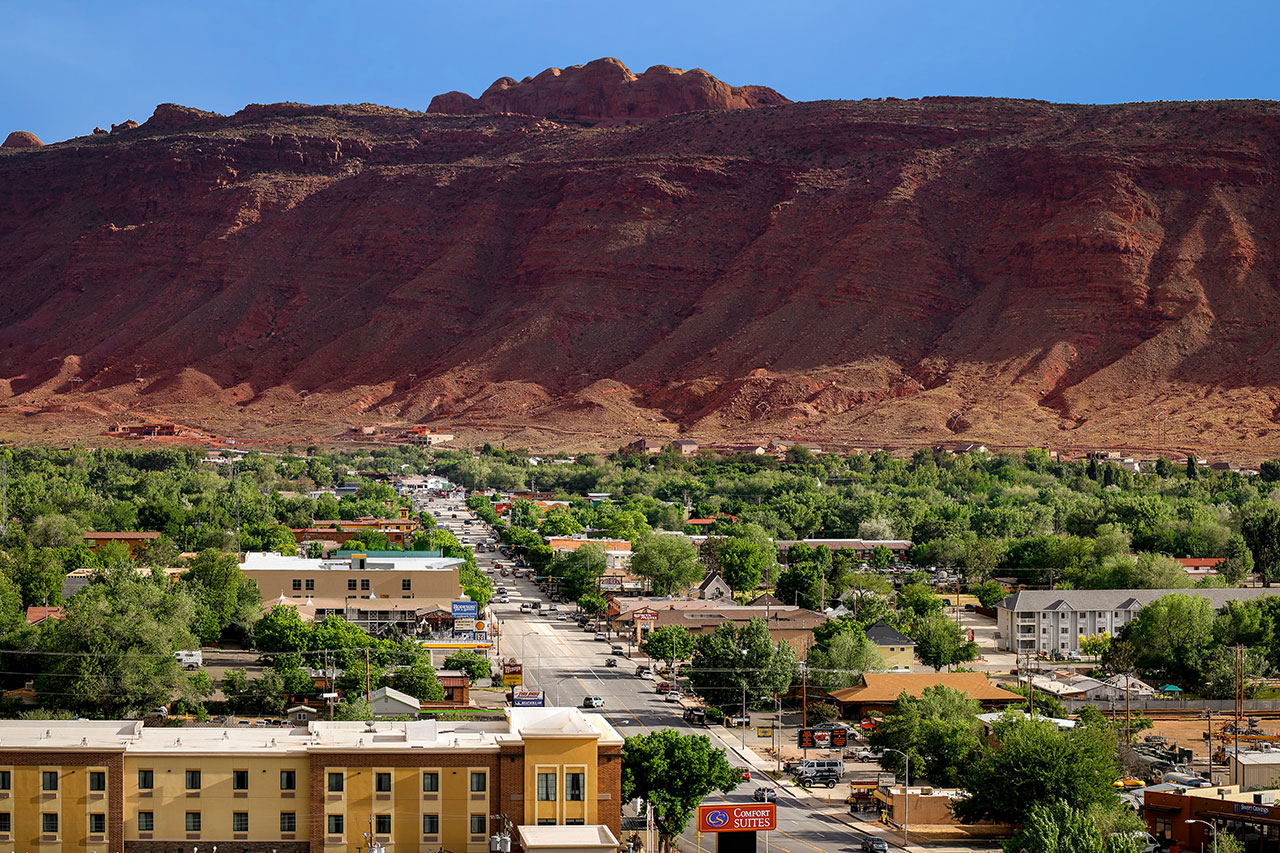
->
left=870, top=545, right=894, bottom=567
left=640, top=625, right=697, bottom=665
left=718, top=538, right=770, bottom=594
left=1003, top=802, right=1141, bottom=853
left=603, top=510, right=652, bottom=544
left=631, top=535, right=702, bottom=596
left=910, top=613, right=979, bottom=671
left=899, top=582, right=945, bottom=619
left=539, top=509, right=583, bottom=537
left=1079, top=632, right=1111, bottom=659
left=550, top=544, right=606, bottom=603
left=869, top=686, right=982, bottom=786
left=1222, top=534, right=1255, bottom=584
left=35, top=570, right=198, bottom=717
left=806, top=627, right=882, bottom=690
left=577, top=590, right=607, bottom=616
left=393, top=659, right=445, bottom=702
left=954, top=715, right=1122, bottom=825
left=1119, top=593, right=1213, bottom=681
left=776, top=561, right=824, bottom=609
left=443, top=649, right=492, bottom=682
left=971, top=580, right=1007, bottom=609
left=254, top=604, right=312, bottom=653
left=621, top=729, right=741, bottom=853
left=688, top=618, right=798, bottom=712
left=179, top=549, right=263, bottom=643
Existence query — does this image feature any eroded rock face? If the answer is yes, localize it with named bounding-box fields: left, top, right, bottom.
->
left=1, top=93, right=1279, bottom=453
left=427, top=57, right=789, bottom=123
left=1, top=131, right=43, bottom=148
left=143, top=103, right=222, bottom=130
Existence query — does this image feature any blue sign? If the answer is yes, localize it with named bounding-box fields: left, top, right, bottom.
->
left=1235, top=802, right=1272, bottom=817
left=452, top=601, right=479, bottom=618
left=705, top=810, right=729, bottom=829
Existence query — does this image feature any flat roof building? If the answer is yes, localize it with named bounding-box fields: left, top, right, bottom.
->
left=0, top=709, right=622, bottom=853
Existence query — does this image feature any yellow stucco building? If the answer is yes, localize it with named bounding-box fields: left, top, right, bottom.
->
left=0, top=710, right=622, bottom=853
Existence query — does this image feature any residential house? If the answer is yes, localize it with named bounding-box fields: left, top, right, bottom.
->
left=83, top=531, right=160, bottom=557
left=25, top=605, right=65, bottom=625
left=627, top=439, right=664, bottom=455
left=827, top=673, right=1022, bottom=718
left=1175, top=557, right=1226, bottom=581
left=435, top=669, right=471, bottom=705
left=996, top=588, right=1276, bottom=654
left=294, top=505, right=420, bottom=548
left=369, top=685, right=423, bottom=716
left=863, top=621, right=916, bottom=672
left=698, top=573, right=732, bottom=601
left=671, top=440, right=699, bottom=457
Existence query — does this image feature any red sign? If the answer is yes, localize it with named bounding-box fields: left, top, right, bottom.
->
left=634, top=612, right=658, bottom=622
left=697, top=803, right=777, bottom=833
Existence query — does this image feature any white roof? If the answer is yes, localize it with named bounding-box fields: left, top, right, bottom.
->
left=241, top=552, right=462, bottom=572
left=517, top=825, right=619, bottom=850
left=0, top=709, right=623, bottom=754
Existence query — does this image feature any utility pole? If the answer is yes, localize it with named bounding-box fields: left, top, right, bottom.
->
left=365, top=648, right=372, bottom=706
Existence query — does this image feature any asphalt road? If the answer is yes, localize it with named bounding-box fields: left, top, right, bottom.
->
left=422, top=496, right=996, bottom=852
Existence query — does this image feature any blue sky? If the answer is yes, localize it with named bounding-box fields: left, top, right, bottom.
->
left=4, top=0, right=1278, bottom=142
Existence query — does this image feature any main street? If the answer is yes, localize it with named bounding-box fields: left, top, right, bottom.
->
left=427, top=497, right=996, bottom=852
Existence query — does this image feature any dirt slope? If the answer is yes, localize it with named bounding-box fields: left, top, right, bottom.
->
left=2, top=69, right=1280, bottom=454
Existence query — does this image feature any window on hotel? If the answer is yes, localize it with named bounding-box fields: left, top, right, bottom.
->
left=348, top=579, right=358, bottom=591
left=42, top=813, right=58, bottom=833
left=376, top=772, right=392, bottom=793
left=306, top=579, right=315, bottom=591
left=186, top=770, right=201, bottom=790
left=537, top=818, right=557, bottom=826
left=422, top=772, right=439, bottom=792
left=328, top=814, right=345, bottom=835
left=402, top=578, right=412, bottom=591
left=361, top=579, right=371, bottom=591
left=292, top=579, right=302, bottom=591
left=376, top=814, right=391, bottom=834
left=566, top=772, right=585, bottom=801
left=138, top=812, right=154, bottom=831
left=280, top=812, right=296, bottom=832
left=470, top=771, right=486, bottom=792
left=0, top=813, right=10, bottom=833
left=328, top=772, right=344, bottom=793
left=280, top=770, right=296, bottom=790
left=42, top=770, right=58, bottom=791
left=471, top=815, right=486, bottom=835
left=138, top=769, right=153, bottom=789
left=185, top=812, right=201, bottom=832
left=89, top=771, right=106, bottom=791
left=0, top=770, right=11, bottom=790
left=537, top=772, right=557, bottom=801
left=89, top=814, right=106, bottom=834
left=233, top=769, right=249, bottom=790
left=423, top=814, right=440, bottom=834
left=233, top=812, right=249, bottom=832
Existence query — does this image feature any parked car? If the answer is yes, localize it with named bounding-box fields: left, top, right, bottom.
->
left=582, top=696, right=605, bottom=709
left=860, top=839, right=888, bottom=853
left=611, top=645, right=625, bottom=656
left=594, top=632, right=608, bottom=642
left=752, top=787, right=776, bottom=802
left=656, top=682, right=674, bottom=694
left=664, top=691, right=681, bottom=702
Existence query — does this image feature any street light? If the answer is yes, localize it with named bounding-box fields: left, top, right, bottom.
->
left=1185, top=818, right=1218, bottom=853
left=880, top=748, right=910, bottom=847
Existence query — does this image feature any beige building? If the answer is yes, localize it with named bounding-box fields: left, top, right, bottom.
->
left=243, top=551, right=463, bottom=605
left=0, top=710, right=623, bottom=853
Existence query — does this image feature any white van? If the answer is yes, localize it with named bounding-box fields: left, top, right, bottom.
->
left=796, top=758, right=845, bottom=778
left=174, top=650, right=203, bottom=670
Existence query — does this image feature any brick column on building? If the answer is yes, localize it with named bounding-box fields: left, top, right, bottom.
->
left=597, top=744, right=622, bottom=839
left=498, top=743, right=525, bottom=842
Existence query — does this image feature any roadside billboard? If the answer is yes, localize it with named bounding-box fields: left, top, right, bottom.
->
left=696, top=804, right=777, bottom=833
left=798, top=727, right=847, bottom=748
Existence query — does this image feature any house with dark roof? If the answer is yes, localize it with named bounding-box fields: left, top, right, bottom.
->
left=698, top=573, right=732, bottom=601
left=996, top=587, right=1276, bottom=655
left=863, top=621, right=916, bottom=672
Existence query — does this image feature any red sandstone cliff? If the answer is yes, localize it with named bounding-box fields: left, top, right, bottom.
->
left=1, top=86, right=1279, bottom=454
left=427, top=57, right=789, bottom=123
